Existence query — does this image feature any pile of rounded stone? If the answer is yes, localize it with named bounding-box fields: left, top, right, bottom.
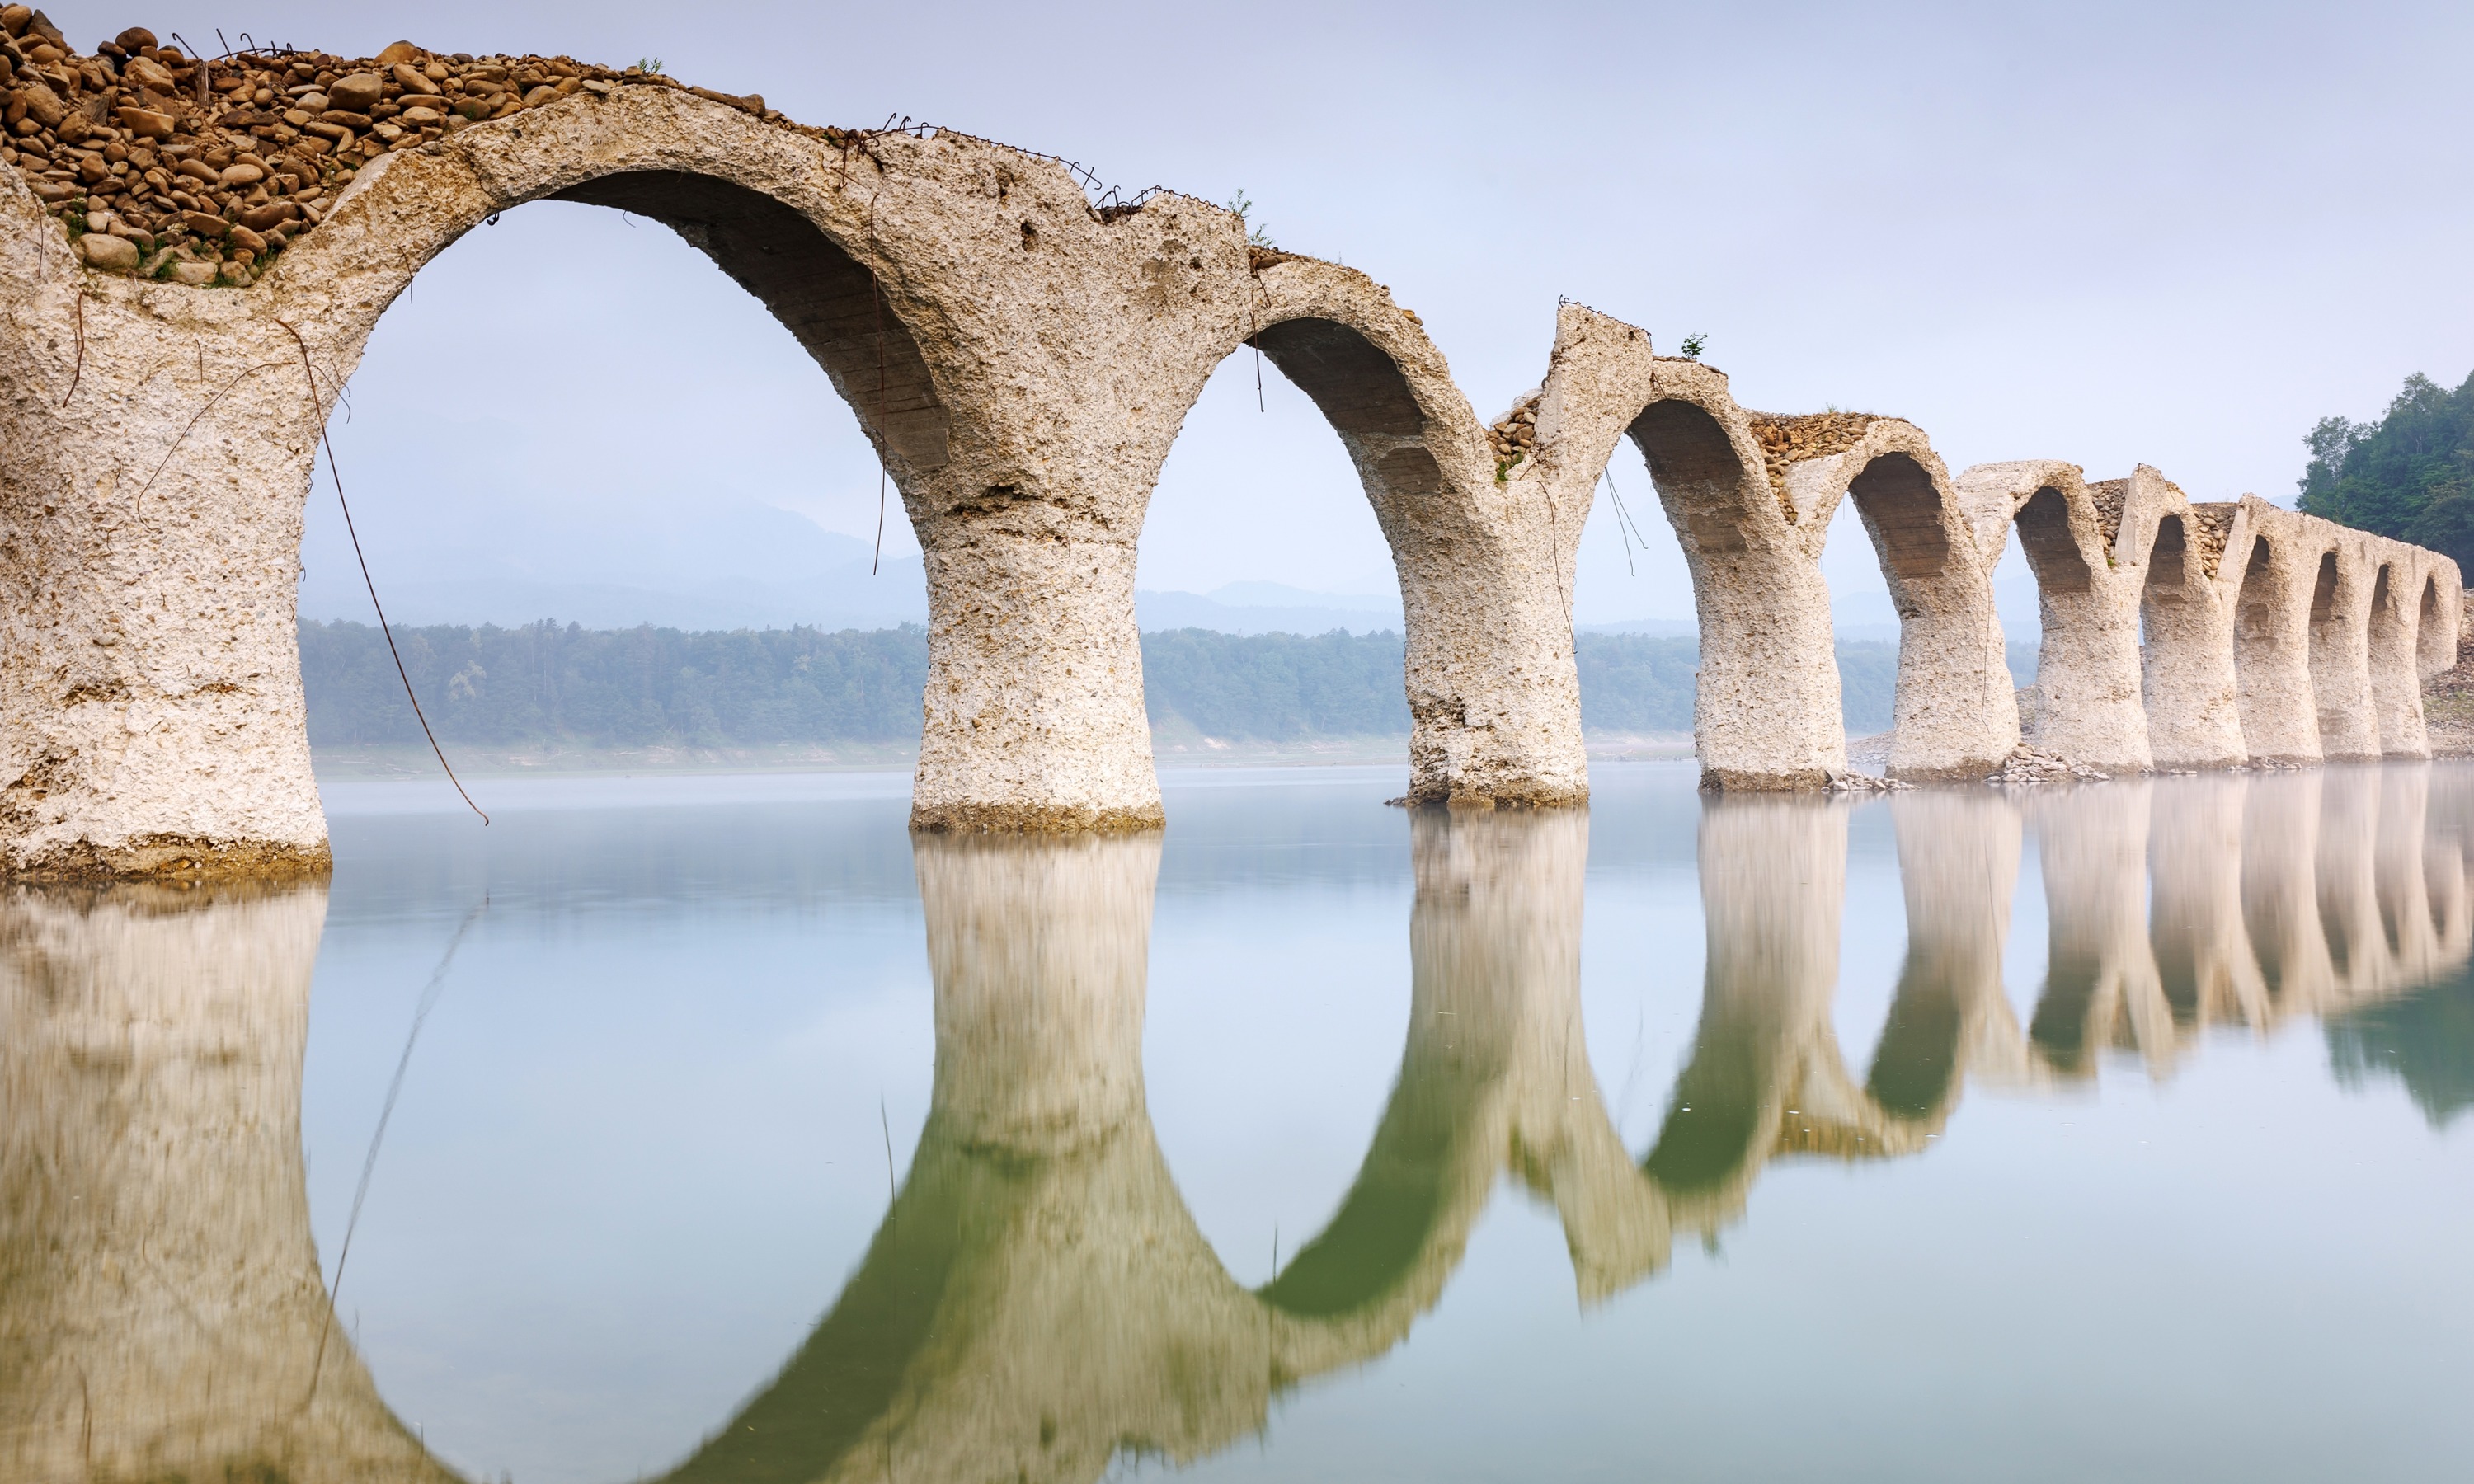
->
left=1486, top=394, right=1540, bottom=478
left=1748, top=411, right=1881, bottom=504
left=1987, top=744, right=2110, bottom=786
left=1, top=8, right=788, bottom=286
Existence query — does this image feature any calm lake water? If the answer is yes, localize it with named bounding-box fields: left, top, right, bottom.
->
left=7, top=762, right=2472, bottom=1483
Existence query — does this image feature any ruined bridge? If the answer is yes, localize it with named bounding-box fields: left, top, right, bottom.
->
left=0, top=21, right=2462, bottom=876
left=4, top=771, right=2467, bottom=1483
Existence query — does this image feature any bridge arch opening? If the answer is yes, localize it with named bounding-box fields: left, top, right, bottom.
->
left=548, top=171, right=951, bottom=469
left=2420, top=573, right=2453, bottom=674
left=2138, top=514, right=2195, bottom=674
left=299, top=167, right=943, bottom=758
left=2015, top=486, right=2092, bottom=595
left=2305, top=547, right=2373, bottom=757
left=2235, top=537, right=2278, bottom=674
left=1843, top=452, right=1952, bottom=587
left=2368, top=561, right=2406, bottom=673
left=1992, top=474, right=2138, bottom=766
left=1629, top=398, right=1757, bottom=556
left=1133, top=318, right=1413, bottom=754
left=1824, top=448, right=2015, bottom=772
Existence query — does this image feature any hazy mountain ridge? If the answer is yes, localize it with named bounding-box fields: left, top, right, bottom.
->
left=299, top=622, right=2039, bottom=753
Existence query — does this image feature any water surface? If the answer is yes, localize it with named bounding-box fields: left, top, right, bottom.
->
left=5, top=763, right=2469, bottom=1483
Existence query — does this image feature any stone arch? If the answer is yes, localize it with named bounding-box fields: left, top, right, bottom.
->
left=1161, top=259, right=1586, bottom=808
left=10, top=80, right=1612, bottom=868
left=286, top=101, right=1147, bottom=833
left=2307, top=544, right=2380, bottom=760
left=1772, top=426, right=2018, bottom=780
left=2232, top=524, right=2322, bottom=763
left=1957, top=461, right=2152, bottom=771
left=2135, top=495, right=2246, bottom=769
left=1519, top=303, right=2015, bottom=788
left=2367, top=560, right=2429, bottom=758
left=4, top=85, right=1244, bottom=866
left=1623, top=386, right=1844, bottom=789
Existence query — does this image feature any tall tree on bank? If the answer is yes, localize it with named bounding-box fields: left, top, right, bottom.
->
left=2298, top=369, right=2474, bottom=568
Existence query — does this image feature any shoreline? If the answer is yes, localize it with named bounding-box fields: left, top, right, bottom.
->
left=309, top=732, right=1701, bottom=781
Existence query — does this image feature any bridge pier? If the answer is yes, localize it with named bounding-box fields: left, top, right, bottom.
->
left=2229, top=509, right=2327, bottom=764
left=1, top=71, right=1618, bottom=872
left=1528, top=305, right=2018, bottom=789
left=0, top=251, right=331, bottom=878
left=2367, top=559, right=2433, bottom=759
left=2133, top=479, right=2246, bottom=769
left=2308, top=543, right=2384, bottom=761
left=1958, top=462, right=2156, bottom=773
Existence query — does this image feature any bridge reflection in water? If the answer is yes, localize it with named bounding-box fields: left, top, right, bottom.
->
left=2, top=771, right=2469, bottom=1483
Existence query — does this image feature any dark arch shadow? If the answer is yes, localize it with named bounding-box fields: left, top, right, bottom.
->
left=2235, top=537, right=2278, bottom=673
left=1846, top=451, right=1950, bottom=587
left=2144, top=515, right=2189, bottom=607
left=2017, top=486, right=2091, bottom=594
left=2306, top=547, right=2370, bottom=755
left=2420, top=573, right=2448, bottom=669
left=1629, top=398, right=1758, bottom=556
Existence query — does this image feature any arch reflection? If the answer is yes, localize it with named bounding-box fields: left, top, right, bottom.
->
left=5, top=773, right=2472, bottom=1482
left=0, top=881, right=453, bottom=1484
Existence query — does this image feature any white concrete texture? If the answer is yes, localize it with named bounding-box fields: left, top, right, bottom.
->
left=3, top=54, right=2467, bottom=877
left=1954, top=466, right=2461, bottom=775
left=2, top=73, right=1607, bottom=875
left=1527, top=303, right=2015, bottom=784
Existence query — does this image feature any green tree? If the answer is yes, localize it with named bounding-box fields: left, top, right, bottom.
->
left=2297, top=370, right=2474, bottom=568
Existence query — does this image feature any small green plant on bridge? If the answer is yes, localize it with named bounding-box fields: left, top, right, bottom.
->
left=1226, top=189, right=1276, bottom=249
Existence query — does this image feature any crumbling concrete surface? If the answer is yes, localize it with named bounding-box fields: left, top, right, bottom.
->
left=0, top=28, right=1592, bottom=875
left=2, top=20, right=2464, bottom=876
left=1518, top=303, right=2016, bottom=786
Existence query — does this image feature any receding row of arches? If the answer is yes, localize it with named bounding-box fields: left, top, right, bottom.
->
left=5, top=87, right=2462, bottom=876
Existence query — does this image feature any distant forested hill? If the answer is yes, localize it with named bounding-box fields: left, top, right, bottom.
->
left=2299, top=369, right=2474, bottom=568
left=299, top=621, right=2034, bottom=747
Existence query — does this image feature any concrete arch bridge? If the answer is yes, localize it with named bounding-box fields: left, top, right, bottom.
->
left=0, top=30, right=2461, bottom=877
left=4, top=772, right=2467, bottom=1483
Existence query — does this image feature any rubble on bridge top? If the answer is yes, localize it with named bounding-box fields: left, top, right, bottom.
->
left=0, top=7, right=793, bottom=285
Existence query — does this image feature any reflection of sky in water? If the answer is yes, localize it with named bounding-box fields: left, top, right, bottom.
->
left=18, top=763, right=2467, bottom=1484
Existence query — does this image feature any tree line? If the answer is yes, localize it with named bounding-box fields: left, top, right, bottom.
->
left=299, top=620, right=2033, bottom=747
left=2300, top=369, right=2474, bottom=568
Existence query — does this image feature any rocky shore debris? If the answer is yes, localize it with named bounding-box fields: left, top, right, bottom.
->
left=0, top=8, right=791, bottom=285
left=1821, top=772, right=1910, bottom=796
left=1827, top=770, right=1912, bottom=793
left=1987, top=744, right=2109, bottom=786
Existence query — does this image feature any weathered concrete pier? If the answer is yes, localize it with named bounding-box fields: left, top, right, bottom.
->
left=0, top=20, right=2461, bottom=875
